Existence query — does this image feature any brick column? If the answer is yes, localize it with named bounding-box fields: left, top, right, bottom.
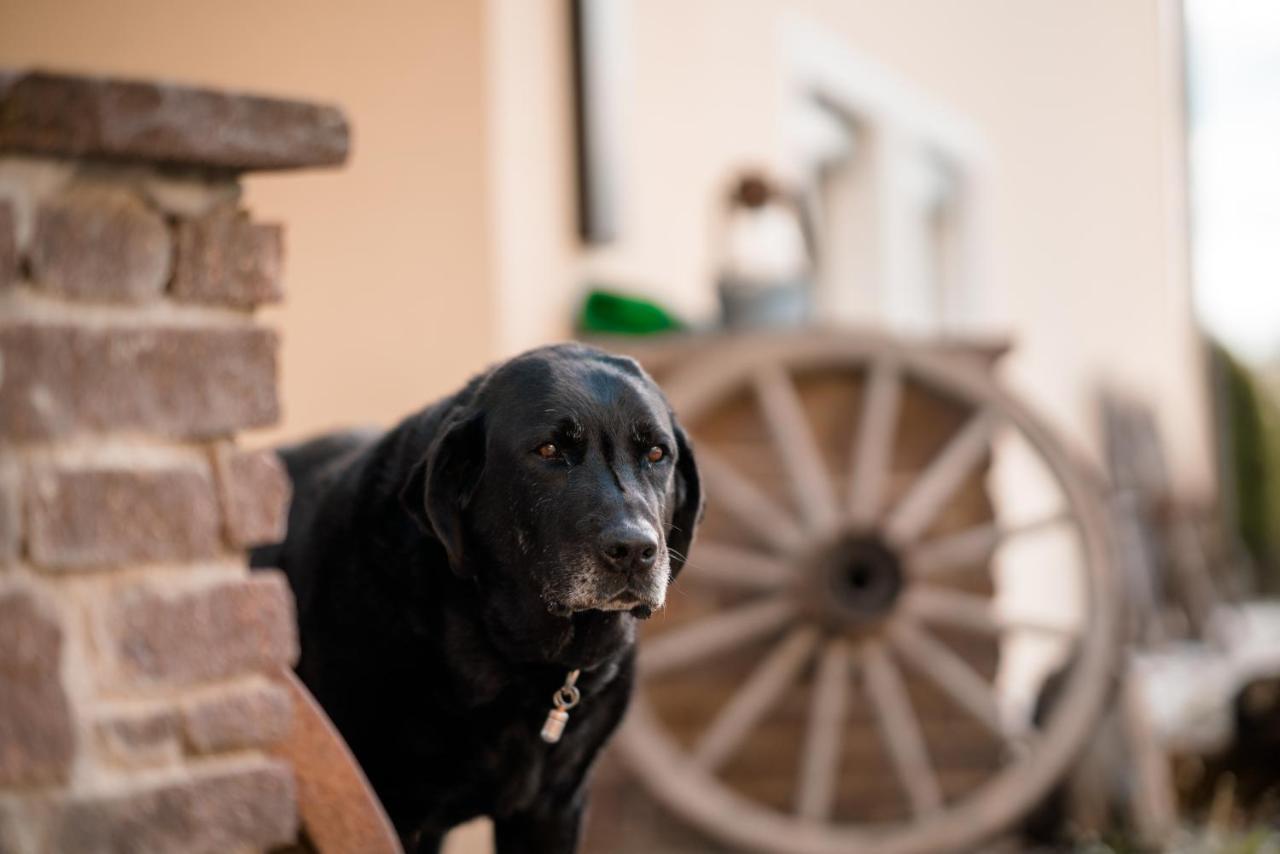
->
left=0, top=71, right=347, bottom=853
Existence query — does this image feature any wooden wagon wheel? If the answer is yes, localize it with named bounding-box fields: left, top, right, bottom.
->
left=616, top=335, right=1121, bottom=854
left=272, top=670, right=403, bottom=853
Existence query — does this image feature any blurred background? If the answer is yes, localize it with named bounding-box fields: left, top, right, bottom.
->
left=0, top=0, right=1211, bottom=460
left=3, top=1, right=1278, bottom=852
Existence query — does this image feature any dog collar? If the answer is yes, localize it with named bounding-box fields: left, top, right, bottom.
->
left=540, top=669, right=581, bottom=744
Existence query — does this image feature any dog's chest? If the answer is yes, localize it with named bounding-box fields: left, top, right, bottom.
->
left=465, top=702, right=590, bottom=817
left=487, top=725, right=553, bottom=814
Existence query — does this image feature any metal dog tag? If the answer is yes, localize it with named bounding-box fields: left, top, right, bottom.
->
left=541, top=707, right=570, bottom=743
left=540, top=669, right=581, bottom=744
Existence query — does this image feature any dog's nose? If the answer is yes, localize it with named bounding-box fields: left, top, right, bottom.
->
left=600, top=524, right=659, bottom=574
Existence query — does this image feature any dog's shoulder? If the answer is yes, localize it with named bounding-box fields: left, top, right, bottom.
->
left=279, top=427, right=381, bottom=491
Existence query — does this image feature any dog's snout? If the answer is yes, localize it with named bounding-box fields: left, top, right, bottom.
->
left=600, top=523, right=659, bottom=573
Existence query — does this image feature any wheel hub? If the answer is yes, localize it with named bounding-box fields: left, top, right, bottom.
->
left=811, top=533, right=904, bottom=624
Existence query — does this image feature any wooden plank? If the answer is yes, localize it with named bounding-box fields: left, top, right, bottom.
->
left=794, top=639, right=851, bottom=821
left=693, top=627, right=818, bottom=772
left=884, top=408, right=996, bottom=545
left=640, top=596, right=796, bottom=676
left=848, top=358, right=902, bottom=527
left=860, top=640, right=944, bottom=817
left=271, top=671, right=403, bottom=854
left=904, top=584, right=1078, bottom=639
left=685, top=540, right=794, bottom=591
left=696, top=446, right=806, bottom=553
left=753, top=364, right=839, bottom=532
left=888, top=620, right=1006, bottom=739
left=908, top=512, right=1070, bottom=578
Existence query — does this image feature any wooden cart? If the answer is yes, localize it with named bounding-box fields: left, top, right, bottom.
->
left=584, top=331, right=1122, bottom=854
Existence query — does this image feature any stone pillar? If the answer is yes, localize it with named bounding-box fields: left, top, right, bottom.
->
left=0, top=70, right=347, bottom=853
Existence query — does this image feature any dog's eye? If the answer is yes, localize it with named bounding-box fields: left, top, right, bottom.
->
left=646, top=446, right=665, bottom=463
left=536, top=443, right=559, bottom=460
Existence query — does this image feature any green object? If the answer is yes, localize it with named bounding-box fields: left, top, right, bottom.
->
left=1215, top=342, right=1280, bottom=593
left=578, top=289, right=683, bottom=336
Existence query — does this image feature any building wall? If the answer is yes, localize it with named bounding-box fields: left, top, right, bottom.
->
left=490, top=0, right=1214, bottom=494
left=792, top=0, right=1208, bottom=492
left=0, top=0, right=1214, bottom=484
left=0, top=0, right=496, bottom=443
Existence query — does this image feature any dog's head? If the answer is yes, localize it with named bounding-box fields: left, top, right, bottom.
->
left=407, top=344, right=703, bottom=633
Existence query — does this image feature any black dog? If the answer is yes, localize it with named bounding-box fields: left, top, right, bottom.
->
left=251, top=343, right=703, bottom=853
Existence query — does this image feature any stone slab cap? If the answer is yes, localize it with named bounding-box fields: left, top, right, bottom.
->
left=0, top=69, right=349, bottom=172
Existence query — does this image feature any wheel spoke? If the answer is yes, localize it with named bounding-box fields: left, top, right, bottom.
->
left=902, top=585, right=1078, bottom=638
left=884, top=409, right=997, bottom=546
left=692, top=626, right=819, bottom=772
left=696, top=446, right=806, bottom=553
left=848, top=357, right=902, bottom=528
left=753, top=365, right=839, bottom=533
left=795, top=639, right=851, bottom=821
left=901, top=585, right=1001, bottom=634
left=639, top=595, right=797, bottom=676
left=685, top=541, right=794, bottom=591
left=907, top=512, right=1071, bottom=578
left=887, top=619, right=1006, bottom=738
left=860, top=640, right=944, bottom=817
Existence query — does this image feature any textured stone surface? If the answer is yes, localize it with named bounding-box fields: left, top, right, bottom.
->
left=110, top=572, right=297, bottom=686
left=173, top=206, right=283, bottom=308
left=0, top=67, right=311, bottom=850
left=213, top=446, right=291, bottom=548
left=0, top=323, right=279, bottom=441
left=138, top=173, right=240, bottom=219
left=95, top=707, right=180, bottom=769
left=182, top=680, right=292, bottom=754
left=0, top=70, right=348, bottom=172
left=49, top=760, right=297, bottom=854
left=29, top=183, right=171, bottom=303
left=0, top=590, right=75, bottom=786
left=0, top=155, right=76, bottom=250
left=0, top=199, right=14, bottom=289
left=27, top=467, right=221, bottom=570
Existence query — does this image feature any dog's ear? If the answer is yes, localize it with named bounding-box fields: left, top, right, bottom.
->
left=666, top=418, right=704, bottom=578
left=401, top=410, right=486, bottom=577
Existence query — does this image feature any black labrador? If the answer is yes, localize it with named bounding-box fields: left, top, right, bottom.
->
left=251, top=343, right=703, bottom=854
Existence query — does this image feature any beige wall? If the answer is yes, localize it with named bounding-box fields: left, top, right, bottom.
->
left=794, top=0, right=1209, bottom=491
left=491, top=0, right=1214, bottom=493
left=0, top=0, right=1213, bottom=489
left=0, top=0, right=495, bottom=444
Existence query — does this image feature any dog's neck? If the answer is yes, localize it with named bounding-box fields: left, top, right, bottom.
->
left=426, top=589, right=631, bottom=713
left=475, top=592, right=638, bottom=672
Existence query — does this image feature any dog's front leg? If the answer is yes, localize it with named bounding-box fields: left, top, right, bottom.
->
left=405, top=830, right=444, bottom=854
left=492, top=794, right=585, bottom=854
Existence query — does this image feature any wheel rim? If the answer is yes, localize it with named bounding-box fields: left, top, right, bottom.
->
left=617, top=335, right=1120, bottom=854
